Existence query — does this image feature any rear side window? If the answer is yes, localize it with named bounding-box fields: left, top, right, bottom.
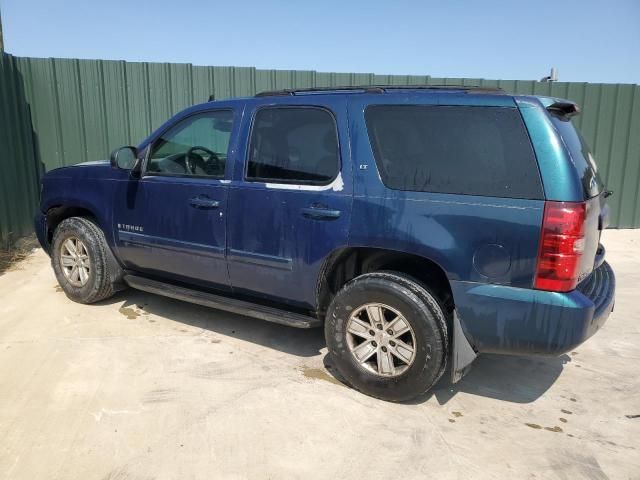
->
left=549, top=114, right=604, bottom=199
left=365, top=105, right=544, bottom=199
left=247, top=107, right=339, bottom=184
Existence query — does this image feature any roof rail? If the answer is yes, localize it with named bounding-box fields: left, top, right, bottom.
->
left=254, top=85, right=504, bottom=97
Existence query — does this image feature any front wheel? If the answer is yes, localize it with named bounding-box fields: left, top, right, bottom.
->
left=51, top=217, right=124, bottom=304
left=325, top=271, right=448, bottom=402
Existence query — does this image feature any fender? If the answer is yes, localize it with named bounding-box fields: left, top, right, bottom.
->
left=40, top=172, right=119, bottom=252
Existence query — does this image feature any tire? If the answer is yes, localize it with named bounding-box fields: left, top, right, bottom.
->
left=325, top=271, right=448, bottom=402
left=51, top=216, right=125, bottom=304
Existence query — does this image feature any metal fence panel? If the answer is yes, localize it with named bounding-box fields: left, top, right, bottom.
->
left=1, top=54, right=639, bottom=233
left=0, top=53, right=39, bottom=245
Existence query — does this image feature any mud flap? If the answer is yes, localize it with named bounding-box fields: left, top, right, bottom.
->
left=451, top=311, right=477, bottom=383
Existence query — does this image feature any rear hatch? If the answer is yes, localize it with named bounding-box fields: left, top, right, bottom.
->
left=548, top=104, right=608, bottom=282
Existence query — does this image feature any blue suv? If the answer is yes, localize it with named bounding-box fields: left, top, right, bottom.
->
left=35, top=86, right=615, bottom=401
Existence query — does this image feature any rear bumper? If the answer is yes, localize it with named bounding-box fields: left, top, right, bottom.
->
left=452, top=261, right=615, bottom=356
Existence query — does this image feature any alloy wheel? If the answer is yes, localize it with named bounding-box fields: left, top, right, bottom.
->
left=59, top=237, right=91, bottom=287
left=345, top=303, right=417, bottom=377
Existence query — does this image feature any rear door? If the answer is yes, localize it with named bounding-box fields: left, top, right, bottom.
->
left=226, top=97, right=352, bottom=309
left=113, top=108, right=239, bottom=290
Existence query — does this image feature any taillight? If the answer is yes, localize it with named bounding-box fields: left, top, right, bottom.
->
left=534, top=201, right=586, bottom=292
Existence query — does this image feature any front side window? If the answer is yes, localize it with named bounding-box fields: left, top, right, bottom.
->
left=246, top=107, right=339, bottom=184
left=148, top=110, right=234, bottom=177
left=365, top=105, right=544, bottom=199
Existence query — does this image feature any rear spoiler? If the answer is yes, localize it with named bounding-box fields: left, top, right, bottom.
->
left=546, top=101, right=580, bottom=118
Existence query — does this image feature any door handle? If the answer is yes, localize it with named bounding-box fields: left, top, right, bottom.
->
left=301, top=206, right=341, bottom=220
left=189, top=197, right=220, bottom=209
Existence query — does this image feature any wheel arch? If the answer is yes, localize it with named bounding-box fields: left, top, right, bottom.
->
left=316, top=246, right=454, bottom=317
left=45, top=203, right=102, bottom=244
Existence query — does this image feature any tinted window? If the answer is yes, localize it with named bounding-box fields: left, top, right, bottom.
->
left=365, top=105, right=543, bottom=199
left=247, top=107, right=339, bottom=184
left=550, top=114, right=604, bottom=199
left=148, top=110, right=233, bottom=177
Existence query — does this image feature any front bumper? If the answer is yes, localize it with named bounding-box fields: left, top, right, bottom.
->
left=452, top=261, right=615, bottom=356
left=34, top=211, right=50, bottom=254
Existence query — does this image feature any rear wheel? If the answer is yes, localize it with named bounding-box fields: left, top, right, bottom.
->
left=325, top=271, right=448, bottom=402
left=51, top=217, right=124, bottom=304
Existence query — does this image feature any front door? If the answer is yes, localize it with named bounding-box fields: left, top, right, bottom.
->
left=113, top=109, right=237, bottom=290
left=227, top=100, right=352, bottom=308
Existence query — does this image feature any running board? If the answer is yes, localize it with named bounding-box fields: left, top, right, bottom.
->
left=124, top=275, right=321, bottom=329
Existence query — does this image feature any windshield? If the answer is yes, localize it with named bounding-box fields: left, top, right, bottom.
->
left=550, top=114, right=604, bottom=199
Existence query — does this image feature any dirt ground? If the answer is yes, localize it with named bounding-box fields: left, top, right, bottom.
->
left=0, top=230, right=638, bottom=480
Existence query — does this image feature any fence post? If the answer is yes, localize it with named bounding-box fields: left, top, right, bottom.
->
left=0, top=7, right=4, bottom=51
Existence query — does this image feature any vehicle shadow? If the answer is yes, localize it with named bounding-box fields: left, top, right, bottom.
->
left=100, top=288, right=569, bottom=403
left=321, top=353, right=570, bottom=405
left=417, top=353, right=570, bottom=405
left=101, top=288, right=325, bottom=358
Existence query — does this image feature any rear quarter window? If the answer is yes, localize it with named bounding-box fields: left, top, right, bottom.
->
left=365, top=105, right=544, bottom=199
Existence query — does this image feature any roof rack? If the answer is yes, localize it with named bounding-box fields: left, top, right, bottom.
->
left=254, top=85, right=504, bottom=97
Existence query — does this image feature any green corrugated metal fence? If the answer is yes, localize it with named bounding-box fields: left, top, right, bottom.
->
left=0, top=53, right=39, bottom=246
left=1, top=53, right=639, bottom=245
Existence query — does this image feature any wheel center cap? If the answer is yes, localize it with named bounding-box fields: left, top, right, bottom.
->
left=375, top=331, right=390, bottom=346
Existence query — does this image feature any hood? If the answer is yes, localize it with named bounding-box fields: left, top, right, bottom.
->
left=75, top=160, right=110, bottom=167
left=43, top=159, right=114, bottom=180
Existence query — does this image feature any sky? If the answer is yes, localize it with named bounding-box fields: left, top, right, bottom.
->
left=1, top=0, right=639, bottom=84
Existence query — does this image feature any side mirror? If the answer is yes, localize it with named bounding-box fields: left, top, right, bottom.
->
left=110, top=146, right=139, bottom=171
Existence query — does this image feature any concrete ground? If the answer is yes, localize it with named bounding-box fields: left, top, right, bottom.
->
left=0, top=231, right=638, bottom=480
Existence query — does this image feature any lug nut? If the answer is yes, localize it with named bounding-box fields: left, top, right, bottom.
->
left=371, top=341, right=377, bottom=347
left=389, top=340, right=396, bottom=347
left=387, top=329, right=394, bottom=335
left=369, top=330, right=375, bottom=336
left=381, top=346, right=388, bottom=352
left=376, top=324, right=383, bottom=330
